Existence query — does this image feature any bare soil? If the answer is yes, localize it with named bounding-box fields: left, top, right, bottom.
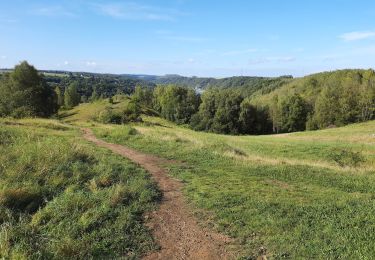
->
left=82, top=128, right=235, bottom=260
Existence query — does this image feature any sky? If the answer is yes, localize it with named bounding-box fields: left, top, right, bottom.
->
left=1, top=0, right=375, bottom=77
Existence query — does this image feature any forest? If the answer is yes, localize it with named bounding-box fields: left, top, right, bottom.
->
left=0, top=62, right=374, bottom=135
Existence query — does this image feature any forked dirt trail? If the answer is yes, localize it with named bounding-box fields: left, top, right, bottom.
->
left=82, top=128, right=234, bottom=260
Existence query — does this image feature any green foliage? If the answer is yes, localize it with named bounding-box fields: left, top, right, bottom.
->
left=64, top=82, right=81, bottom=108
left=153, top=85, right=200, bottom=124
left=133, top=85, right=153, bottom=107
left=121, top=101, right=142, bottom=123
left=191, top=89, right=271, bottom=134
left=252, top=69, right=375, bottom=132
left=328, top=148, right=366, bottom=168
left=43, top=71, right=155, bottom=100
left=97, top=107, right=122, bottom=124
left=54, top=86, right=64, bottom=107
left=90, top=87, right=100, bottom=101
left=211, top=90, right=243, bottom=134
left=152, top=75, right=291, bottom=96
left=0, top=61, right=58, bottom=118
left=280, top=94, right=310, bottom=132
left=240, top=99, right=272, bottom=134
left=96, top=101, right=142, bottom=125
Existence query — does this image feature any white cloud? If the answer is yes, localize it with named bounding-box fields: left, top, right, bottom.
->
left=63, top=61, right=69, bottom=65
left=94, top=3, right=182, bottom=21
left=86, top=61, right=97, bottom=67
left=340, top=31, right=375, bottom=41
left=222, top=48, right=258, bottom=56
left=1, top=55, right=6, bottom=59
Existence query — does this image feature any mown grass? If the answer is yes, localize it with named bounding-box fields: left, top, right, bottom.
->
left=89, top=116, right=375, bottom=259
left=0, top=118, right=160, bottom=259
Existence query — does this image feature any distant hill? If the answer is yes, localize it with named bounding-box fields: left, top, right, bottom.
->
left=250, top=69, right=375, bottom=106
left=123, top=74, right=294, bottom=96
left=2, top=68, right=294, bottom=97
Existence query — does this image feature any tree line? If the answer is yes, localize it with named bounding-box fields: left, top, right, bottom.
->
left=1, top=62, right=374, bottom=135
left=133, top=74, right=374, bottom=135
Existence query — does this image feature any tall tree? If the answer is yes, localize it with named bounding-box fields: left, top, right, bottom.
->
left=280, top=94, right=309, bottom=132
left=0, top=61, right=57, bottom=118
left=54, top=86, right=64, bottom=107
left=212, top=90, right=243, bottom=134
left=64, top=83, right=81, bottom=108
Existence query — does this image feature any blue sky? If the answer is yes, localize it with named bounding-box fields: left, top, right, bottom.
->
left=1, top=0, right=375, bottom=77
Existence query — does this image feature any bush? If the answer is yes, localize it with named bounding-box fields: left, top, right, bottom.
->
left=96, top=108, right=122, bottom=124
left=328, top=148, right=365, bottom=168
left=121, top=102, right=142, bottom=123
left=96, top=102, right=142, bottom=125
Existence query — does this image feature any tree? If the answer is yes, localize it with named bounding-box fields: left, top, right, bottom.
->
left=133, top=85, right=153, bottom=107
left=280, top=94, right=309, bottom=132
left=0, top=61, right=57, bottom=118
left=239, top=99, right=271, bottom=134
left=269, top=95, right=282, bottom=133
left=90, top=87, right=100, bottom=101
left=55, top=86, right=64, bottom=107
left=153, top=85, right=200, bottom=124
left=64, top=83, right=81, bottom=108
left=358, top=70, right=375, bottom=121
left=313, top=84, right=342, bottom=128
left=212, top=90, right=243, bottom=134
left=190, top=88, right=218, bottom=131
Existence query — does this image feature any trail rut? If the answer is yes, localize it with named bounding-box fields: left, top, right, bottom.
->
left=82, top=128, right=234, bottom=260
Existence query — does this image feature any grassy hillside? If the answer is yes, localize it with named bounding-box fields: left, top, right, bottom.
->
left=2, top=94, right=374, bottom=258
left=59, top=98, right=127, bottom=123
left=63, top=107, right=375, bottom=258
left=0, top=118, right=160, bottom=259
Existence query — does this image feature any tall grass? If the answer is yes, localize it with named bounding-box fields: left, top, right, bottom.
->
left=0, top=119, right=160, bottom=259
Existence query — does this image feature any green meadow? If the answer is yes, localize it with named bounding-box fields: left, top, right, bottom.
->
left=62, top=100, right=375, bottom=259
left=1, top=97, right=374, bottom=259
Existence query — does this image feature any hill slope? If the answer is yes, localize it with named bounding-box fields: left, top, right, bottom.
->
left=61, top=101, right=375, bottom=258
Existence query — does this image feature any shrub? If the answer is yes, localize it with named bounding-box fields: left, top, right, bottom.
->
left=96, top=108, right=122, bottom=124
left=96, top=103, right=142, bottom=125
left=120, top=102, right=142, bottom=123
left=328, top=148, right=365, bottom=168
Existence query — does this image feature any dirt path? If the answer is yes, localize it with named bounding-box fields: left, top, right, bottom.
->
left=82, top=128, right=235, bottom=260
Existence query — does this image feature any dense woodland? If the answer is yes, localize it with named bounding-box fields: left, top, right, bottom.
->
left=0, top=62, right=374, bottom=134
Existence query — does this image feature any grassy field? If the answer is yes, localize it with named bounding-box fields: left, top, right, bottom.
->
left=2, top=98, right=375, bottom=259
left=59, top=99, right=375, bottom=259
left=0, top=118, right=160, bottom=259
